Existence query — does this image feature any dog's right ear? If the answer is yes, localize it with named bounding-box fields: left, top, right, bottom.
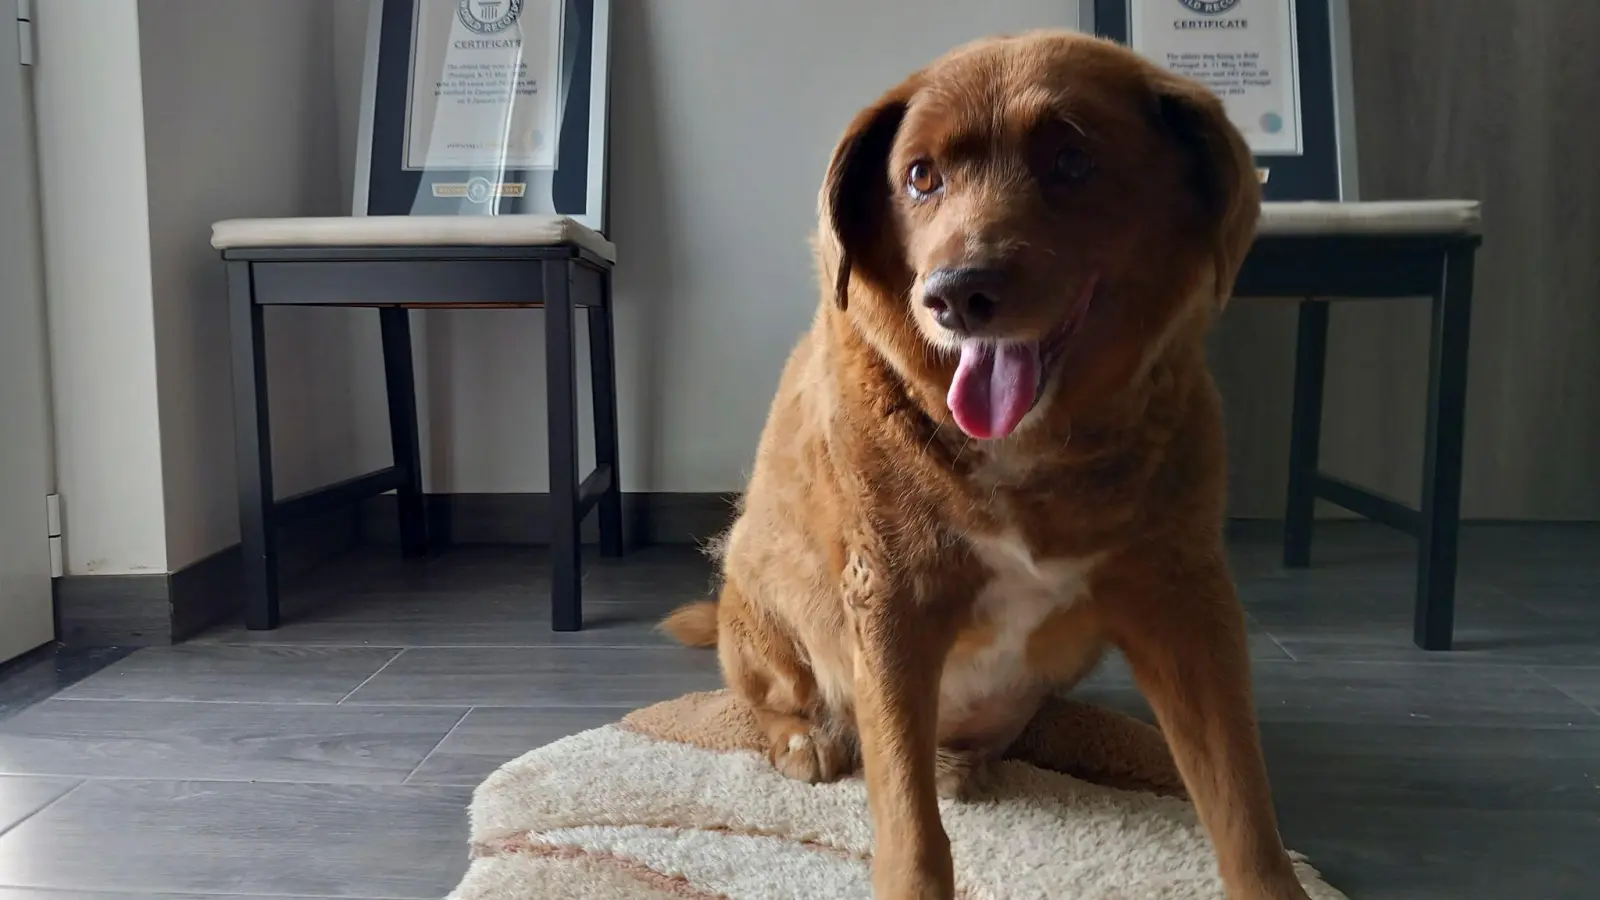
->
left=820, top=81, right=917, bottom=311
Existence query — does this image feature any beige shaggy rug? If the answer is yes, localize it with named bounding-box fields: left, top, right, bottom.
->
left=448, top=690, right=1348, bottom=900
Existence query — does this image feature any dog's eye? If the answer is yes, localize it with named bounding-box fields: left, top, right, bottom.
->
left=906, top=159, right=944, bottom=199
left=1051, top=145, right=1095, bottom=183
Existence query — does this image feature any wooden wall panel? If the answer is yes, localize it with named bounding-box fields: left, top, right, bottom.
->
left=1216, top=0, right=1600, bottom=520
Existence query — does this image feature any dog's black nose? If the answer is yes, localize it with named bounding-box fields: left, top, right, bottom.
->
left=922, top=267, right=1004, bottom=334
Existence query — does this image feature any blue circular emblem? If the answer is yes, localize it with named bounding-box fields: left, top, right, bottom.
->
left=1178, top=0, right=1243, bottom=14
left=457, top=0, right=523, bottom=35
left=465, top=177, right=494, bottom=204
left=1261, top=112, right=1283, bottom=134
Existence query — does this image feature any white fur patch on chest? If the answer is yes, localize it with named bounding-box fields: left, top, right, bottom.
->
left=940, top=531, right=1098, bottom=722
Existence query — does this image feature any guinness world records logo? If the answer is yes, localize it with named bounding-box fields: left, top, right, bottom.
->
left=457, top=0, right=523, bottom=34
left=1177, top=0, right=1242, bottom=14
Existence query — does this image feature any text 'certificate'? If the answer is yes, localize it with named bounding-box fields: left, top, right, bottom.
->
left=405, top=0, right=565, bottom=170
left=1129, top=0, right=1303, bottom=155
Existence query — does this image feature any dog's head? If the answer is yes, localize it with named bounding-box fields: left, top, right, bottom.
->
left=818, top=30, right=1259, bottom=441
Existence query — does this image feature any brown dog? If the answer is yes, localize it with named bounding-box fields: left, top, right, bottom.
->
left=663, top=29, right=1308, bottom=900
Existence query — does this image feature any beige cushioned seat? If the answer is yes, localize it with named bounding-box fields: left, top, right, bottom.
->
left=210, top=203, right=1477, bottom=267
left=1259, top=200, right=1481, bottom=237
left=210, top=214, right=617, bottom=264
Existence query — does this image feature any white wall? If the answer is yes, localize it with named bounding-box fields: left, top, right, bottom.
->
left=29, top=0, right=1096, bottom=578
left=34, top=0, right=386, bottom=574
left=0, top=0, right=59, bottom=657
left=33, top=0, right=169, bottom=575
left=138, top=0, right=389, bottom=570
left=39, top=1, right=1085, bottom=575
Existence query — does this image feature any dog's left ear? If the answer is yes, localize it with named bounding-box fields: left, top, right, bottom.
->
left=1149, top=73, right=1261, bottom=309
left=819, top=79, right=919, bottom=311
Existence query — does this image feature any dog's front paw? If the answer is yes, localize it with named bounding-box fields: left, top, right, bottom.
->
left=872, top=851, right=955, bottom=900
left=934, top=747, right=993, bottom=800
left=1229, top=863, right=1314, bottom=900
left=768, top=720, right=852, bottom=784
left=1243, top=881, right=1313, bottom=900
left=1235, top=884, right=1312, bottom=900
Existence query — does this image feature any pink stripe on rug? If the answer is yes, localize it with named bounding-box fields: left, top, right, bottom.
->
left=492, top=836, right=730, bottom=900
left=480, top=828, right=979, bottom=900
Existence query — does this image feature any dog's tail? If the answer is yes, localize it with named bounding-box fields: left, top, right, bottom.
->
left=659, top=600, right=718, bottom=648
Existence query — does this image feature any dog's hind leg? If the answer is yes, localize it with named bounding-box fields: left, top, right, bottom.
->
left=715, top=581, right=857, bottom=784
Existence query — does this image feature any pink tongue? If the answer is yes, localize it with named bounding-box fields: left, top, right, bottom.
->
left=947, top=341, right=1041, bottom=440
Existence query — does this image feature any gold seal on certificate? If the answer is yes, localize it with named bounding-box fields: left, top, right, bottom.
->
left=1128, top=0, right=1303, bottom=156
left=403, top=0, right=566, bottom=171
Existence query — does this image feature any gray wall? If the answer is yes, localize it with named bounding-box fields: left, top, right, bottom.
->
left=1216, top=0, right=1600, bottom=520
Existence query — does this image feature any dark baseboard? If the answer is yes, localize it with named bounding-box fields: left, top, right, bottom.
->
left=360, top=491, right=740, bottom=548
left=53, top=493, right=736, bottom=647
left=52, top=574, right=170, bottom=648
left=54, top=503, right=363, bottom=647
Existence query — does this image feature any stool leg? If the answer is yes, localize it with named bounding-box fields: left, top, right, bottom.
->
left=588, top=268, right=624, bottom=558
left=227, top=261, right=280, bottom=630
left=1283, top=299, right=1329, bottom=568
left=380, top=307, right=427, bottom=558
left=1415, top=249, right=1475, bottom=651
left=545, top=261, right=583, bottom=631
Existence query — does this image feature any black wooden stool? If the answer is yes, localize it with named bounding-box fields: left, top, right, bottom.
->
left=1238, top=200, right=1483, bottom=651
left=211, top=215, right=623, bottom=633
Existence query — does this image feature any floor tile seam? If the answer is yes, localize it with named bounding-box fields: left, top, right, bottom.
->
left=22, top=697, right=476, bottom=713
left=0, top=779, right=88, bottom=841
left=400, top=708, right=474, bottom=785
left=1259, top=630, right=1300, bottom=661
left=200, top=642, right=676, bottom=650
left=11, top=700, right=644, bottom=711
left=0, top=886, right=423, bottom=900
left=1249, top=656, right=1594, bottom=670
left=0, top=772, right=473, bottom=788
left=336, top=649, right=409, bottom=704
left=1525, top=666, right=1600, bottom=718
left=46, top=697, right=344, bottom=707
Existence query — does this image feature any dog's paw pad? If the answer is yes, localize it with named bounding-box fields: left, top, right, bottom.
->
left=769, top=724, right=849, bottom=784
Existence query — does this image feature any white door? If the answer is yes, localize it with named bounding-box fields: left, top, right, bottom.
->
left=0, top=14, right=57, bottom=664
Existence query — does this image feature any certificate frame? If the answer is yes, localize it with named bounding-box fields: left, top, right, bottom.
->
left=353, top=0, right=613, bottom=232
left=1087, top=0, right=1359, bottom=202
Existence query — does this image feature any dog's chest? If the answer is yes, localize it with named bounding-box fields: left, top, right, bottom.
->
left=939, top=531, right=1097, bottom=718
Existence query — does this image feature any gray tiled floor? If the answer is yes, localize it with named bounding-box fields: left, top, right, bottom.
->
left=0, top=524, right=1596, bottom=899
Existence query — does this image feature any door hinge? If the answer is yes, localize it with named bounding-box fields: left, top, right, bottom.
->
left=46, top=493, right=61, bottom=578
left=16, top=0, right=34, bottom=67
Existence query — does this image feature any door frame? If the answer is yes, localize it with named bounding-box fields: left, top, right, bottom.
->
left=0, top=9, right=61, bottom=664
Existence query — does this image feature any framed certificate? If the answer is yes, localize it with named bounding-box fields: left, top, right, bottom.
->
left=353, top=0, right=613, bottom=231
left=1088, top=0, right=1359, bottom=201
